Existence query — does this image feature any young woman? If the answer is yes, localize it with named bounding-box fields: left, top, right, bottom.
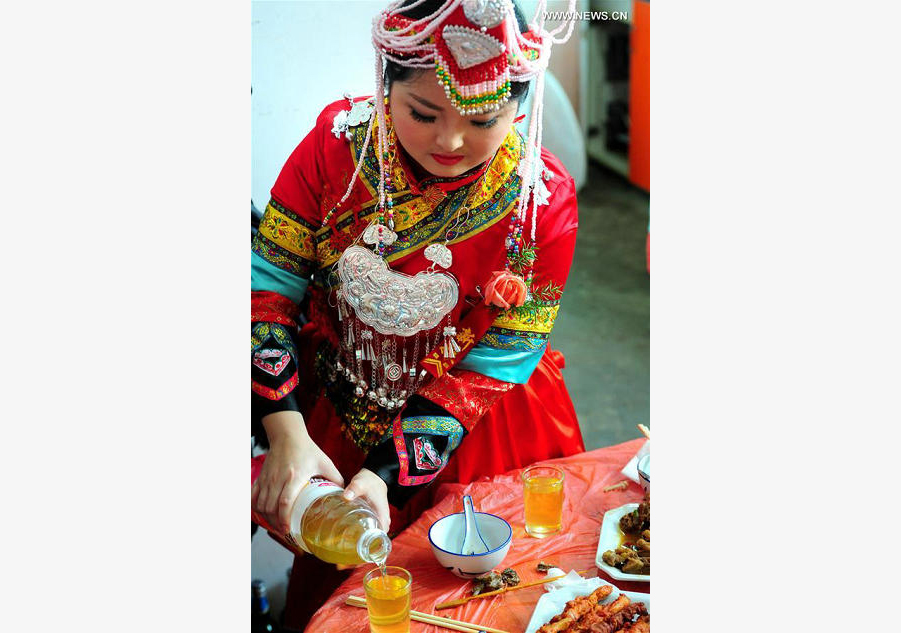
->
left=251, top=0, right=582, bottom=626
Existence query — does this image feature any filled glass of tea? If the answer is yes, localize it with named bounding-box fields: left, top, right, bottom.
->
left=521, top=465, right=565, bottom=537
left=363, top=566, right=412, bottom=633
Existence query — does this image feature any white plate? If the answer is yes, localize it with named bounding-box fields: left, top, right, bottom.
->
left=524, top=574, right=651, bottom=633
left=594, top=503, right=650, bottom=582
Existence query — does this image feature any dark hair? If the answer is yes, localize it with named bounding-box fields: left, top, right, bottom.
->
left=384, top=0, right=531, bottom=106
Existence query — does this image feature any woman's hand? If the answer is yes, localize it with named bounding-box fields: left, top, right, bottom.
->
left=252, top=410, right=344, bottom=534
left=343, top=468, right=391, bottom=534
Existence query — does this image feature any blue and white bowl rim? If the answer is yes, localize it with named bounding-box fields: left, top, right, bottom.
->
left=428, top=511, right=513, bottom=558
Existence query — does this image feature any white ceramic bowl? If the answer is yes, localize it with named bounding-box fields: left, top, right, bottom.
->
left=428, top=511, right=513, bottom=578
left=637, top=454, right=650, bottom=492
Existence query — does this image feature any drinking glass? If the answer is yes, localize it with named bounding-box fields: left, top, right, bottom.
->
left=522, top=465, right=565, bottom=537
left=363, top=566, right=412, bottom=633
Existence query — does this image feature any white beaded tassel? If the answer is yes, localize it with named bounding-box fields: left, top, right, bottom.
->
left=350, top=0, right=580, bottom=280
left=373, top=53, right=388, bottom=224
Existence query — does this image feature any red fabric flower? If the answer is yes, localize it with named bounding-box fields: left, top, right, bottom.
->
left=483, top=270, right=528, bottom=309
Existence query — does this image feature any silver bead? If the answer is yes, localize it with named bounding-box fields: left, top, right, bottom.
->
left=348, top=373, right=356, bottom=384
left=398, top=390, right=407, bottom=399
left=367, top=390, right=377, bottom=401
left=396, top=398, right=405, bottom=408
left=354, top=386, right=364, bottom=397
left=336, top=361, right=343, bottom=372
left=378, top=396, right=388, bottom=407
left=377, top=387, right=387, bottom=398
left=358, top=379, right=368, bottom=390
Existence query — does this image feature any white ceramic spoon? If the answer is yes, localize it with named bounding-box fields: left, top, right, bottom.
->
left=459, top=494, right=490, bottom=555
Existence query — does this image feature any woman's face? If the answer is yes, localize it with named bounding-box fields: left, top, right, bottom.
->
left=388, top=71, right=520, bottom=178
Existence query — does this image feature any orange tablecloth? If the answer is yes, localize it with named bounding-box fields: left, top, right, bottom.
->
left=304, top=439, right=650, bottom=633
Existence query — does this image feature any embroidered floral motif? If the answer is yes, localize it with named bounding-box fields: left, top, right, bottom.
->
left=491, top=302, right=560, bottom=334
left=481, top=329, right=548, bottom=351
left=252, top=233, right=315, bottom=278
left=422, top=185, right=448, bottom=208
left=251, top=322, right=296, bottom=351
left=314, top=184, right=519, bottom=274
left=253, top=199, right=318, bottom=276
left=401, top=416, right=465, bottom=443
left=326, top=214, right=370, bottom=255
left=417, top=369, right=516, bottom=431
left=305, top=119, right=526, bottom=271
left=258, top=203, right=317, bottom=258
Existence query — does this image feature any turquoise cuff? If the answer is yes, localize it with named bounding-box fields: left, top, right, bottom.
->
left=456, top=343, right=547, bottom=384
left=251, top=251, right=310, bottom=303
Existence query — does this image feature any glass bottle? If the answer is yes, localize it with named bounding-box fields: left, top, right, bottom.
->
left=251, top=579, right=277, bottom=633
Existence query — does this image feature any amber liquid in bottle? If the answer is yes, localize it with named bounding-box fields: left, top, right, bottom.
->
left=300, top=493, right=390, bottom=566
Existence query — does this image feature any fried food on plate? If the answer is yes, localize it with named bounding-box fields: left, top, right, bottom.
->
left=580, top=602, right=647, bottom=633
left=602, top=546, right=650, bottom=576
left=618, top=494, right=650, bottom=534
left=536, top=585, right=613, bottom=633
left=536, top=587, right=650, bottom=633
left=603, top=499, right=651, bottom=576
left=619, top=615, right=650, bottom=633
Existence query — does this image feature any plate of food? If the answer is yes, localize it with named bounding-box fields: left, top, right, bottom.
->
left=594, top=495, right=650, bottom=582
left=524, top=572, right=650, bottom=633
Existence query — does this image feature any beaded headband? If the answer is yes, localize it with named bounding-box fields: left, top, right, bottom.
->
left=378, top=0, right=543, bottom=116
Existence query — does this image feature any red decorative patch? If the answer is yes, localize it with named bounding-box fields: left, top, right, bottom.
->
left=253, top=350, right=291, bottom=376
left=412, top=436, right=443, bottom=471
left=251, top=291, right=299, bottom=325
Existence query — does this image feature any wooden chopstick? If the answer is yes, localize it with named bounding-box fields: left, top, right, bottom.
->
left=345, top=595, right=510, bottom=633
left=435, top=568, right=595, bottom=611
left=637, top=424, right=650, bottom=439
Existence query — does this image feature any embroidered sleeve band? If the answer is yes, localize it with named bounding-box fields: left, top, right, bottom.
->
left=251, top=322, right=301, bottom=419
left=253, top=200, right=318, bottom=269
left=362, top=395, right=466, bottom=507
left=454, top=301, right=560, bottom=383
